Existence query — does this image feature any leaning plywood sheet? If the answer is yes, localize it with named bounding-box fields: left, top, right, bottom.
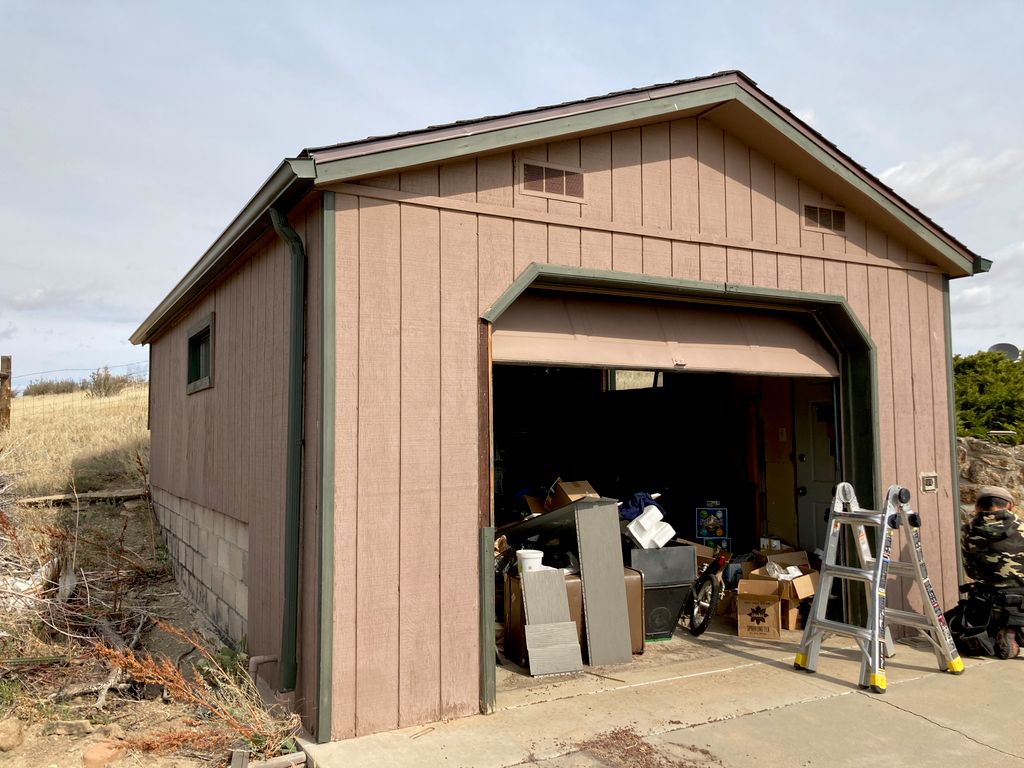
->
left=524, top=622, right=583, bottom=676
left=522, top=569, right=580, bottom=675
left=575, top=500, right=632, bottom=666
left=522, top=569, right=571, bottom=625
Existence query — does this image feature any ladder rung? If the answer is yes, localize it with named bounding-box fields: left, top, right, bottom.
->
left=822, top=565, right=875, bottom=583
left=865, top=560, right=916, bottom=578
left=832, top=511, right=885, bottom=526
left=885, top=609, right=933, bottom=630
left=808, top=618, right=874, bottom=641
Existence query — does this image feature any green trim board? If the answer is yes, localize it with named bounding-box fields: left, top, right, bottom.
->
left=317, top=192, right=336, bottom=741
left=311, top=86, right=733, bottom=184
left=479, top=527, right=495, bottom=714
left=486, top=263, right=869, bottom=333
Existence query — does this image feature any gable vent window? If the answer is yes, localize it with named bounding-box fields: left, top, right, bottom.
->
left=519, top=159, right=586, bottom=203
left=803, top=204, right=846, bottom=235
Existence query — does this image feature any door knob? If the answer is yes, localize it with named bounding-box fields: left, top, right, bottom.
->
left=797, top=486, right=807, bottom=496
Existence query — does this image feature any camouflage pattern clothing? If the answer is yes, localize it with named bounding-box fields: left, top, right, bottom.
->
left=962, top=507, right=1024, bottom=588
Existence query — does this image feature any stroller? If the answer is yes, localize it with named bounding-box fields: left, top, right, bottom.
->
left=944, top=582, right=1024, bottom=659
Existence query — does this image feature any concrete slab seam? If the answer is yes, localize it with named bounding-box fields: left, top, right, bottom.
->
left=852, top=687, right=1024, bottom=761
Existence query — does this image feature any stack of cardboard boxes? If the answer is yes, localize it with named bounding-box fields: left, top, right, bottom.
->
left=736, top=550, right=819, bottom=639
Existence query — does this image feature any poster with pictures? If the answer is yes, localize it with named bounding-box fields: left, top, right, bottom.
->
left=701, top=536, right=731, bottom=553
left=696, top=507, right=728, bottom=539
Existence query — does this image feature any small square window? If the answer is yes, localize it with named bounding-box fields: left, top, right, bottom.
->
left=186, top=313, right=214, bottom=394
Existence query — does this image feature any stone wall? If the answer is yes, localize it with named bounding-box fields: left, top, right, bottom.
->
left=151, top=486, right=248, bottom=644
left=957, top=436, right=1024, bottom=525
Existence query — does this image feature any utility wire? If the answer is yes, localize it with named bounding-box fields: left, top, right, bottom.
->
left=11, top=361, right=149, bottom=381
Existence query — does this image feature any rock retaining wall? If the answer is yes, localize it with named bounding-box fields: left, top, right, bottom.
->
left=957, top=436, right=1024, bottom=525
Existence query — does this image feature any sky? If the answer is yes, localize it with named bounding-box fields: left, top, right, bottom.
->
left=1, top=1, right=1022, bottom=387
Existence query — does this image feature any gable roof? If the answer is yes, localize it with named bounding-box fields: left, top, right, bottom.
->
left=131, top=70, right=987, bottom=345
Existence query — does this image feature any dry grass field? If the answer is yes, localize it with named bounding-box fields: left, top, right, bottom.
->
left=0, top=385, right=300, bottom=764
left=2, top=385, right=149, bottom=498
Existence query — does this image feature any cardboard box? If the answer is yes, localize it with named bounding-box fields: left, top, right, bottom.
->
left=524, top=496, right=547, bottom=516
left=767, top=551, right=810, bottom=569
left=736, top=579, right=781, bottom=639
left=786, top=571, right=819, bottom=602
left=716, top=589, right=736, bottom=616
left=545, top=480, right=600, bottom=511
left=748, top=565, right=819, bottom=603
left=780, top=599, right=802, bottom=630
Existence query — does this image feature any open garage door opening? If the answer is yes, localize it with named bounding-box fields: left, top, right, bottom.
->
left=486, top=286, right=876, bottom=700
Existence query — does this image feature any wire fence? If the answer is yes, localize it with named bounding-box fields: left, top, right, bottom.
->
left=9, top=361, right=149, bottom=395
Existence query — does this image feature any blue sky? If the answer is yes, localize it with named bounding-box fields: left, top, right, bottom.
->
left=1, top=1, right=1022, bottom=385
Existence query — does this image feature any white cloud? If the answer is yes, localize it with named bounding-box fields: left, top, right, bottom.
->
left=881, top=145, right=1024, bottom=210
left=951, top=283, right=994, bottom=313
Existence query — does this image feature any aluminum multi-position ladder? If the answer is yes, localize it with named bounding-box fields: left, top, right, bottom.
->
left=794, top=482, right=963, bottom=692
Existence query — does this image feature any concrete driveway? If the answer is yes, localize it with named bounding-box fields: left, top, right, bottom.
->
left=304, top=625, right=1023, bottom=767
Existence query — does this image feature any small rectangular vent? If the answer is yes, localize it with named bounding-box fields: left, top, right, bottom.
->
left=519, top=158, right=586, bottom=203
left=803, top=203, right=846, bottom=235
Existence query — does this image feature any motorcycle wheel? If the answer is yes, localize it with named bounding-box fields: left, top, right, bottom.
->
left=687, top=573, right=720, bottom=636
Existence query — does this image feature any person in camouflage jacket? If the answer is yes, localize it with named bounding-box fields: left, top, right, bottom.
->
left=962, top=485, right=1024, bottom=589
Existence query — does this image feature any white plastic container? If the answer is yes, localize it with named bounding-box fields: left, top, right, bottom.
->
left=626, top=505, right=676, bottom=549
left=516, top=549, right=544, bottom=573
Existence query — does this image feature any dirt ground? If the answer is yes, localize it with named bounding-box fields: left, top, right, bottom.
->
left=0, top=498, right=241, bottom=768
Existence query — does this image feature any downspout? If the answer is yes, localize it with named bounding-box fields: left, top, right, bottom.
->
left=270, top=206, right=306, bottom=692
left=944, top=278, right=965, bottom=585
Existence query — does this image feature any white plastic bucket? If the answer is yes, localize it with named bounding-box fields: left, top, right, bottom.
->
left=516, top=549, right=544, bottom=573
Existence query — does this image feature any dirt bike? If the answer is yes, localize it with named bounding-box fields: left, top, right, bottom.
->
left=681, top=547, right=730, bottom=636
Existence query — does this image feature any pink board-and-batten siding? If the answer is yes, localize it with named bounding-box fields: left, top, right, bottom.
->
left=148, top=198, right=323, bottom=730
left=326, top=114, right=959, bottom=738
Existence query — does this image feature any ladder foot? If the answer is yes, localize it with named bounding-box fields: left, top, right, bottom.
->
left=868, top=672, right=887, bottom=693
left=946, top=658, right=965, bottom=675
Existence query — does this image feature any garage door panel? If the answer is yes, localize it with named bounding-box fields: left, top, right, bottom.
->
left=491, top=291, right=837, bottom=377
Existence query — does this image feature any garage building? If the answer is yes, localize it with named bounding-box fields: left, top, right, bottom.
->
left=130, top=71, right=988, bottom=742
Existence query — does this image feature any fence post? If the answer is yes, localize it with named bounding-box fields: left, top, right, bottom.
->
left=0, top=356, right=10, bottom=432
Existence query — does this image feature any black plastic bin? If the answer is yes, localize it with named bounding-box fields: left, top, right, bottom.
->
left=629, top=546, right=697, bottom=640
